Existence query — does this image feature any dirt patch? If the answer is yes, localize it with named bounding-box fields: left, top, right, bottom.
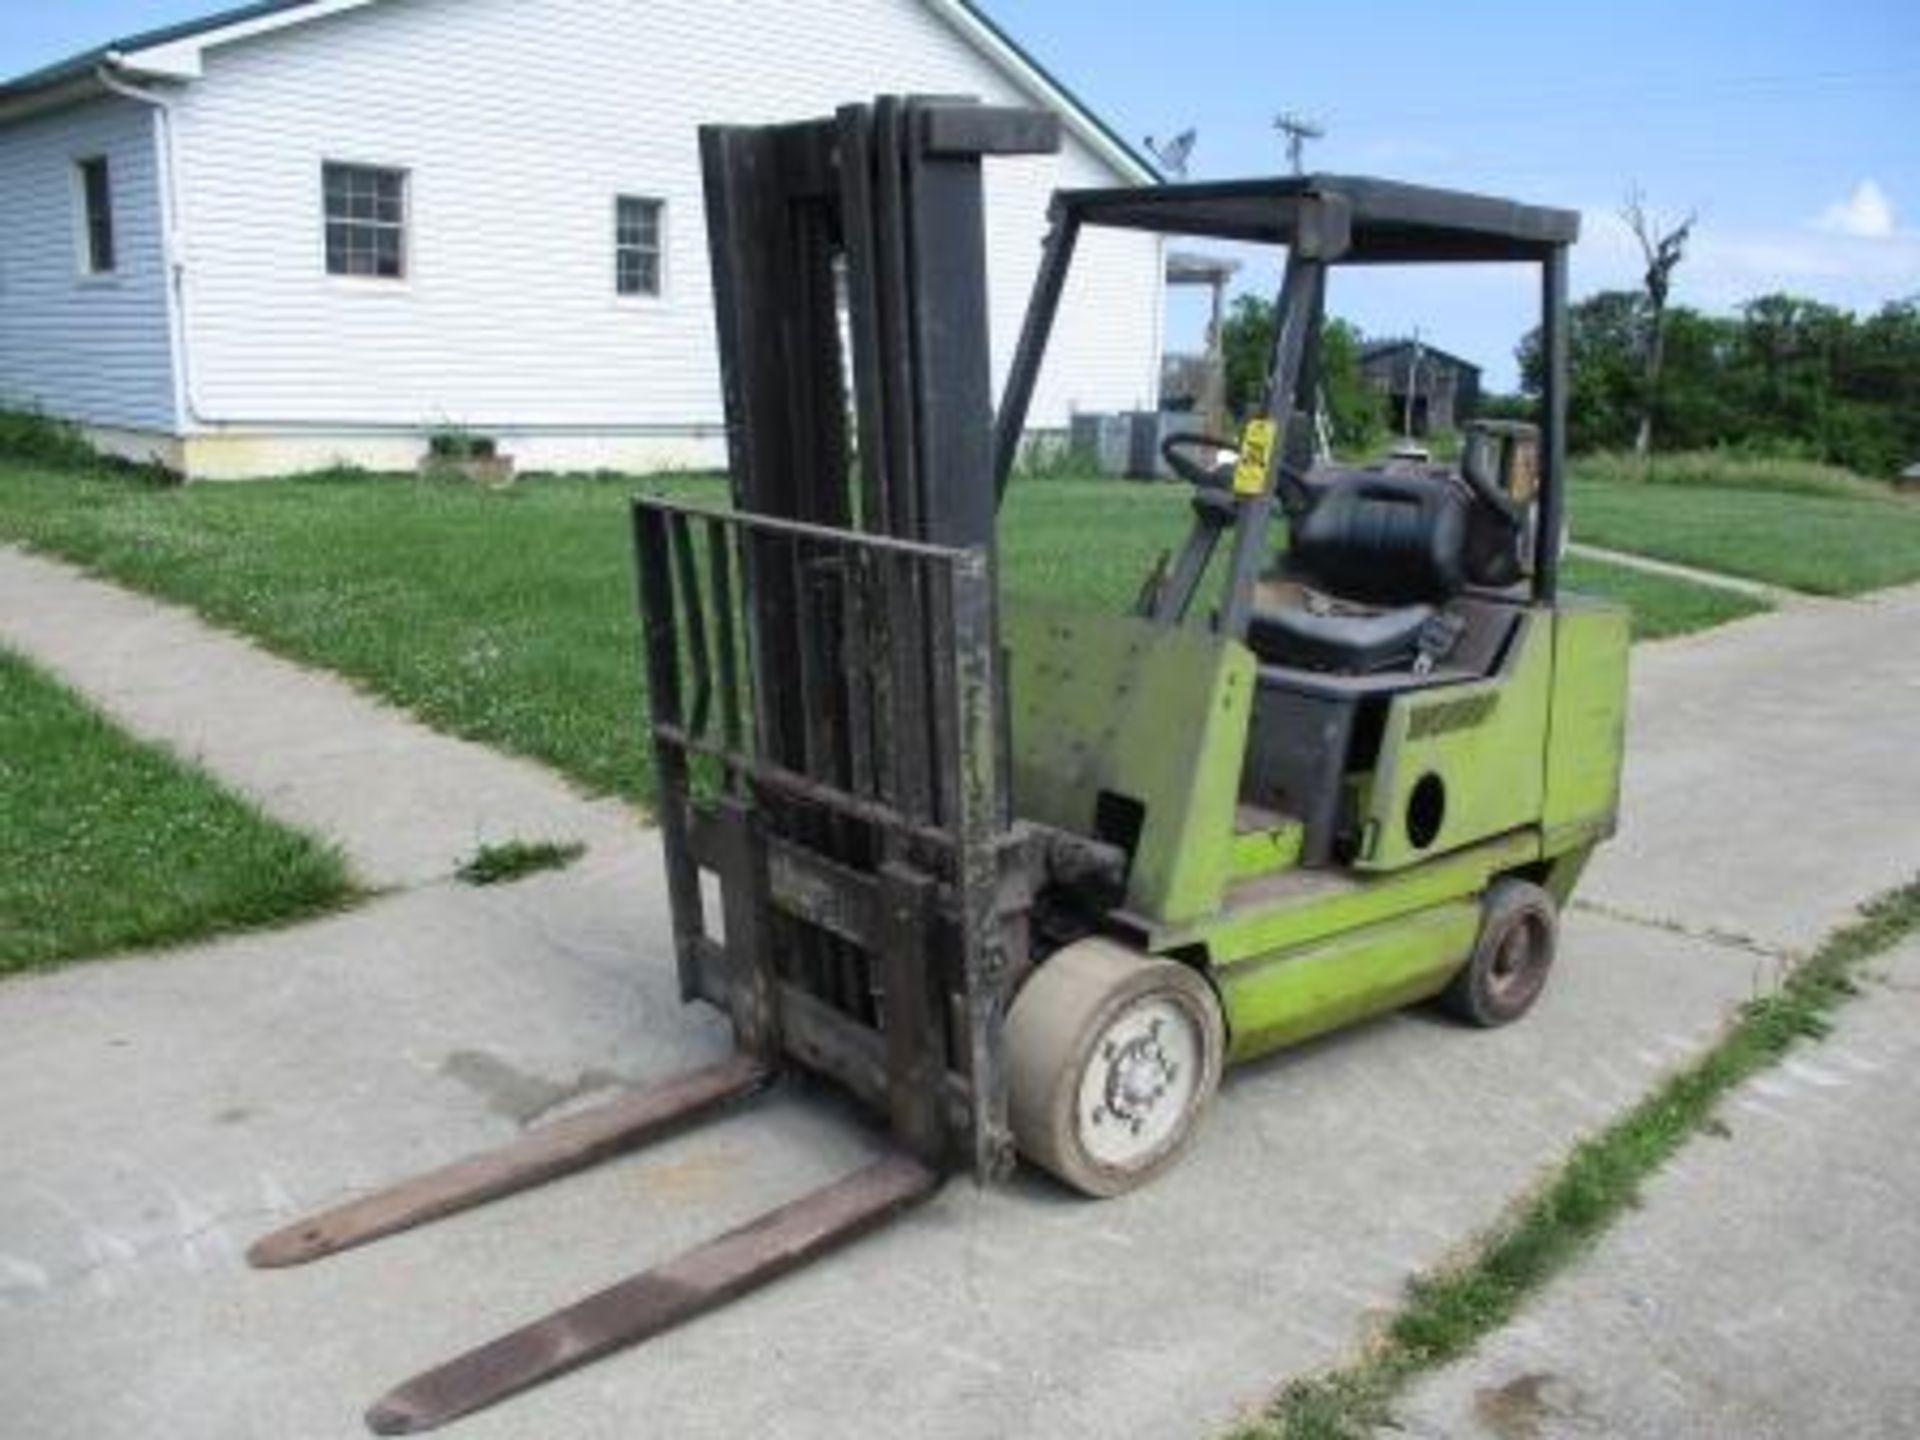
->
left=1472, top=1371, right=1599, bottom=1439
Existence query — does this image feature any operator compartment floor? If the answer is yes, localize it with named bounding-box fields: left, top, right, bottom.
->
left=1219, top=863, right=1363, bottom=915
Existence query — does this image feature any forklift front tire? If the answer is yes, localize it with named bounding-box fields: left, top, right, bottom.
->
left=1441, top=877, right=1559, bottom=1027
left=1007, top=938, right=1225, bottom=1198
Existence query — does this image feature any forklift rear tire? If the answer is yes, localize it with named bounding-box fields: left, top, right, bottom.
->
left=1007, top=937, right=1225, bottom=1198
left=1441, top=878, right=1558, bottom=1027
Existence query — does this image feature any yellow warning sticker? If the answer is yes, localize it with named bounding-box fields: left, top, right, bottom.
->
left=1232, top=418, right=1276, bottom=496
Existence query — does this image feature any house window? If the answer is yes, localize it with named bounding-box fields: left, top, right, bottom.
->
left=323, top=162, right=407, bottom=279
left=615, top=196, right=663, bottom=297
left=76, top=156, right=116, bottom=275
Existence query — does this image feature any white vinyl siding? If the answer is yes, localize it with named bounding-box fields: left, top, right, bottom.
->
left=162, top=0, right=1160, bottom=434
left=0, top=96, right=175, bottom=430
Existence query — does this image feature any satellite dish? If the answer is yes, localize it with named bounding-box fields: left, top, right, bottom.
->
left=1144, top=128, right=1197, bottom=179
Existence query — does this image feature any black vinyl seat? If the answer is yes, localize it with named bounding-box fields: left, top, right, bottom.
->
left=1248, top=472, right=1469, bottom=674
left=1248, top=602, right=1436, bottom=673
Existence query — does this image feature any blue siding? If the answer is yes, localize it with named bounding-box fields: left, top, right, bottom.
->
left=0, top=97, right=176, bottom=431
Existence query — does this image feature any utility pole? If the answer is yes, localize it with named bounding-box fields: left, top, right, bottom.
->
left=1403, top=327, right=1423, bottom=439
left=1273, top=112, right=1324, bottom=175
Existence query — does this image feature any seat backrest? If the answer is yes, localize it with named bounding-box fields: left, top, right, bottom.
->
left=1288, top=472, right=1468, bottom=606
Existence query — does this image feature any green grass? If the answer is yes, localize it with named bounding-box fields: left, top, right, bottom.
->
left=997, top=481, right=1762, bottom=638
left=1568, top=452, right=1920, bottom=596
left=0, top=648, right=354, bottom=973
left=1560, top=555, right=1767, bottom=639
left=456, top=839, right=586, bottom=886
left=1000, top=478, right=1194, bottom=611
left=0, top=465, right=1761, bottom=808
left=1574, top=448, right=1893, bottom=502
left=1232, top=875, right=1920, bottom=1440
left=0, top=463, right=724, bottom=803
left=0, top=408, right=103, bottom=470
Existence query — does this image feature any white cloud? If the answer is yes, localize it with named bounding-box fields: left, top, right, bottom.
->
left=1817, top=179, right=1897, bottom=238
left=1572, top=203, right=1920, bottom=313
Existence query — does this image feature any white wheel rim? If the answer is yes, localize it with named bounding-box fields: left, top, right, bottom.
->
left=1073, top=994, right=1204, bottom=1171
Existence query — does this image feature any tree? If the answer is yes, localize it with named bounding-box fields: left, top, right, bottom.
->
left=1621, top=190, right=1696, bottom=456
left=1219, top=295, right=1385, bottom=454
left=1519, top=288, right=1920, bottom=475
left=1317, top=319, right=1388, bottom=453
left=1735, top=294, right=1845, bottom=448
left=1518, top=289, right=1645, bottom=452
left=1646, top=307, right=1740, bottom=450
left=1220, top=292, right=1275, bottom=423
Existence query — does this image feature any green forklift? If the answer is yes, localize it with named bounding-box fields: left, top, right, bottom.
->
left=997, top=176, right=1627, bottom=1194
left=252, top=97, right=1625, bottom=1432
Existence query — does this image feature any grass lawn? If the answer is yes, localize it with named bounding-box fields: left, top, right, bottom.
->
left=1568, top=453, right=1920, bottom=595
left=999, top=478, right=1766, bottom=637
left=1560, top=555, right=1764, bottom=639
left=0, top=648, right=353, bottom=974
left=0, top=464, right=1759, bottom=808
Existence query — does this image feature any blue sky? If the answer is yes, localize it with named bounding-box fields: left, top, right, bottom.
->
left=985, top=0, right=1920, bottom=385
left=6, top=0, right=1917, bottom=387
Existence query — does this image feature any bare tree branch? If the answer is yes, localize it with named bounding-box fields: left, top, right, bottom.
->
left=1621, top=187, right=1696, bottom=455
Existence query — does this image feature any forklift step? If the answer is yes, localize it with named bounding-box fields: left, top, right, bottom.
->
left=364, top=1153, right=941, bottom=1434
left=249, top=1055, right=771, bottom=1268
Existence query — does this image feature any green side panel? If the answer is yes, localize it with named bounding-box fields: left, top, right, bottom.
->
left=1359, top=611, right=1552, bottom=872
left=1543, top=596, right=1630, bottom=852
left=1006, top=605, right=1255, bottom=925
left=1218, top=900, right=1479, bottom=1063
left=1230, top=818, right=1304, bottom=880
left=1149, top=827, right=1540, bottom=963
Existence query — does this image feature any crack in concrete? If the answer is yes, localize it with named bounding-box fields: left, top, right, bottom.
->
left=1570, top=897, right=1794, bottom=963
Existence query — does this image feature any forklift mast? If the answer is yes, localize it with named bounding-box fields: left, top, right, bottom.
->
left=634, top=96, right=1062, bottom=1180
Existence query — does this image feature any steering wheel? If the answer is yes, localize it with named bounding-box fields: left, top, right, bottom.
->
left=1160, top=430, right=1319, bottom=516
left=1159, top=432, right=1239, bottom=490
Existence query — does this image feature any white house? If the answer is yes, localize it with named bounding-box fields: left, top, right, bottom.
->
left=0, top=0, right=1163, bottom=479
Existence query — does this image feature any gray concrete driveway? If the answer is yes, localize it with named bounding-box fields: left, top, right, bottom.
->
left=1582, top=583, right=1920, bottom=955
left=2, top=555, right=1917, bottom=1440
left=1397, top=941, right=1920, bottom=1440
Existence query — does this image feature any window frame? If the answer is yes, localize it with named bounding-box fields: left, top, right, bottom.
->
left=321, top=160, right=411, bottom=284
left=73, top=154, right=117, bottom=280
left=613, top=194, right=666, bottom=302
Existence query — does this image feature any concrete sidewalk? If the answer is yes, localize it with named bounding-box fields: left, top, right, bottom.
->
left=1583, top=581, right=1920, bottom=956
left=0, top=883, right=1756, bottom=1440
left=0, top=545, right=640, bottom=889
left=1, top=567, right=1916, bottom=1440
left=1396, top=940, right=1920, bottom=1440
